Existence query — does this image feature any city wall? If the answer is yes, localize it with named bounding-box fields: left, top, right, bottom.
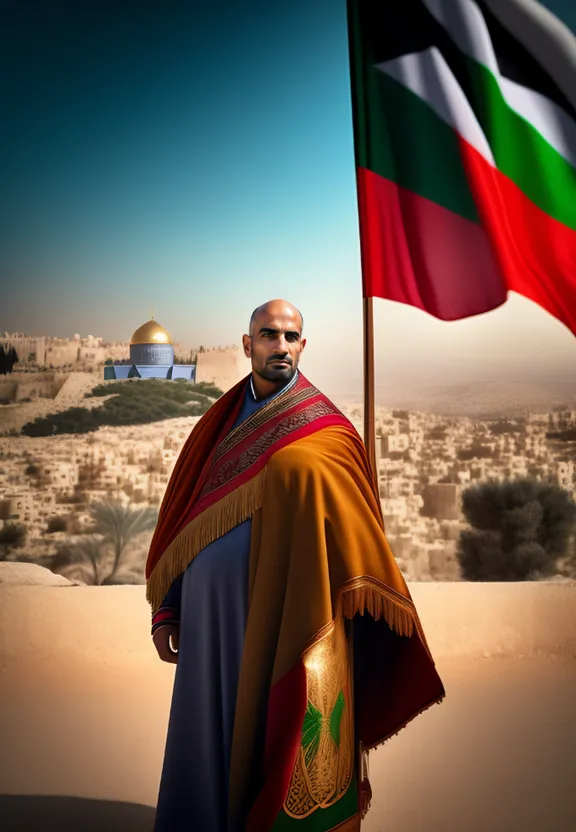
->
left=0, top=345, right=245, bottom=405
left=0, top=373, right=67, bottom=403
left=195, top=345, right=246, bottom=390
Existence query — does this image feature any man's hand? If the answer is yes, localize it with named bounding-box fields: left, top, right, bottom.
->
left=153, top=624, right=180, bottom=664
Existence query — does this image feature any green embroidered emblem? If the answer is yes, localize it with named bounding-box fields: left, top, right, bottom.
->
left=302, top=700, right=323, bottom=767
left=330, top=690, right=345, bottom=748
left=301, top=689, right=346, bottom=764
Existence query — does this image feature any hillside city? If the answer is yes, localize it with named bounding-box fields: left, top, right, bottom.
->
left=1, top=329, right=575, bottom=584
left=1, top=395, right=575, bottom=583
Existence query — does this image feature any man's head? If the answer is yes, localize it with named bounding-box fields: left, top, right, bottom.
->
left=242, top=299, right=306, bottom=389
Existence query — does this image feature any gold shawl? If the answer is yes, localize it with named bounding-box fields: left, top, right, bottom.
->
left=227, top=424, right=445, bottom=830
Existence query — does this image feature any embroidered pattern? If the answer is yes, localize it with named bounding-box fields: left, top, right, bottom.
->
left=212, top=374, right=319, bottom=463
left=201, top=401, right=335, bottom=496
left=284, top=616, right=355, bottom=818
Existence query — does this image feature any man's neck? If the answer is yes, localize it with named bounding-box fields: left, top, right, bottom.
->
left=250, top=370, right=297, bottom=402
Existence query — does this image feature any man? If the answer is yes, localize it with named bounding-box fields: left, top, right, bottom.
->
left=147, top=299, right=445, bottom=832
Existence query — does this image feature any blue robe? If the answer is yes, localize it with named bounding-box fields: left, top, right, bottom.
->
left=153, top=375, right=298, bottom=832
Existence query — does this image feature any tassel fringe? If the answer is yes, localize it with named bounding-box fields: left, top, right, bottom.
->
left=146, top=468, right=267, bottom=613
left=338, top=577, right=420, bottom=639
left=363, top=693, right=446, bottom=753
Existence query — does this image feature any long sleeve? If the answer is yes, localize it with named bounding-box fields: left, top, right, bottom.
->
left=151, top=572, right=184, bottom=636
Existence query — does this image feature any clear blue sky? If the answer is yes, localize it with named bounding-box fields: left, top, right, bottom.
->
left=2, top=0, right=575, bottom=394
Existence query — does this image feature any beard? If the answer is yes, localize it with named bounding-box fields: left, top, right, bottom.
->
left=257, top=360, right=296, bottom=384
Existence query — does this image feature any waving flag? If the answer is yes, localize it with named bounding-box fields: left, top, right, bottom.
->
left=347, top=0, right=576, bottom=334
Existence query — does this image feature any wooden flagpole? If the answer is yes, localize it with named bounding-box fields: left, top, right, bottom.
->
left=363, top=295, right=378, bottom=489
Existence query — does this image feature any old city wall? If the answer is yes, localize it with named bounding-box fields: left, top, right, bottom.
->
left=0, top=373, right=66, bottom=403
left=1, top=340, right=247, bottom=400
left=0, top=336, right=46, bottom=366
left=195, top=346, right=246, bottom=391
left=45, top=342, right=106, bottom=366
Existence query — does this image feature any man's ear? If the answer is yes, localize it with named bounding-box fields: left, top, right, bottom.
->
left=242, top=334, right=251, bottom=357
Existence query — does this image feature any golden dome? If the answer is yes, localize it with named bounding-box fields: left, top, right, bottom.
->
left=130, top=319, right=173, bottom=346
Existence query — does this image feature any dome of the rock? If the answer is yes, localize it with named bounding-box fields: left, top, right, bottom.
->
left=130, top=319, right=173, bottom=346
left=106, top=315, right=196, bottom=382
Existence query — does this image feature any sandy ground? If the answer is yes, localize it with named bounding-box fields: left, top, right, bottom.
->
left=1, top=654, right=575, bottom=832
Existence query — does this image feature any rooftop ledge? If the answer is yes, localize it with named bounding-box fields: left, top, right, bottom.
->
left=1, top=580, right=575, bottom=673
left=1, top=577, right=575, bottom=830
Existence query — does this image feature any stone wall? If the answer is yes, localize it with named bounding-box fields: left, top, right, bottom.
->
left=0, top=373, right=66, bottom=403
left=195, top=345, right=246, bottom=391
left=0, top=335, right=46, bottom=366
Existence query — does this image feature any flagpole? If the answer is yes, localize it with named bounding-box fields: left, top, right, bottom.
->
left=363, top=295, right=378, bottom=488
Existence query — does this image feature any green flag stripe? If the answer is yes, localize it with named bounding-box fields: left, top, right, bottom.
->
left=352, top=64, right=481, bottom=223
left=465, top=54, right=576, bottom=230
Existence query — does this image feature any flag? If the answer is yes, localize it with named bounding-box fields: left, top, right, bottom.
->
left=347, top=0, right=576, bottom=334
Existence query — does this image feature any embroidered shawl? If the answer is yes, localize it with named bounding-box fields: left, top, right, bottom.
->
left=145, top=371, right=353, bottom=613
left=145, top=371, right=445, bottom=831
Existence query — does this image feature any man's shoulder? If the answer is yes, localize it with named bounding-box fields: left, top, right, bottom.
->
left=269, top=423, right=363, bottom=470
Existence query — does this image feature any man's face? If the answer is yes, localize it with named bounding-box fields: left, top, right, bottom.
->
left=243, top=308, right=306, bottom=385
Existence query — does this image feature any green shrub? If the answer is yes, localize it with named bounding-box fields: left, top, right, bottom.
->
left=21, top=379, right=224, bottom=436
left=457, top=478, right=576, bottom=580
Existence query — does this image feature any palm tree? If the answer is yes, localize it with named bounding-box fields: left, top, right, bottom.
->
left=86, top=500, right=158, bottom=584
left=51, top=535, right=108, bottom=585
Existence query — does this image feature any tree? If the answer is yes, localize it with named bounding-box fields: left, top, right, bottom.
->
left=51, top=535, right=107, bottom=585
left=457, top=444, right=493, bottom=461
left=46, top=516, right=68, bottom=533
left=85, top=500, right=158, bottom=583
left=0, top=346, right=18, bottom=374
left=490, top=420, right=525, bottom=435
left=1, top=347, right=19, bottom=374
left=457, top=478, right=576, bottom=580
left=0, top=522, right=27, bottom=560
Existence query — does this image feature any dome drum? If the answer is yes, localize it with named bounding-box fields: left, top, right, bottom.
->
left=130, top=343, right=175, bottom=365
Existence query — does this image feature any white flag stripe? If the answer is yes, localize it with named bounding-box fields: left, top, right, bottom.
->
left=421, top=0, right=576, bottom=166
left=500, top=76, right=576, bottom=168
left=376, top=48, right=496, bottom=165
left=422, top=0, right=499, bottom=75
left=482, top=0, right=576, bottom=112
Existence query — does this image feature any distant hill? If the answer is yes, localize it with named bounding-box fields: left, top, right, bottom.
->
left=380, top=381, right=576, bottom=417
left=331, top=380, right=576, bottom=417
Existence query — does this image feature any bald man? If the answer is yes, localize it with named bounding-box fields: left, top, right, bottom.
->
left=146, top=300, right=444, bottom=832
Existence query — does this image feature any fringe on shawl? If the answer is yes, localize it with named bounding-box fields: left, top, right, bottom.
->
left=146, top=468, right=267, bottom=614
left=363, top=693, right=446, bottom=753
left=336, top=576, right=435, bottom=662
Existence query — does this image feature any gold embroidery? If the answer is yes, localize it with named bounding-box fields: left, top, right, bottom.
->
left=200, top=401, right=341, bottom=498
left=213, top=380, right=320, bottom=463
left=283, top=617, right=355, bottom=819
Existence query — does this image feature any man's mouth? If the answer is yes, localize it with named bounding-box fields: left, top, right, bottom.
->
left=269, top=359, right=290, bottom=366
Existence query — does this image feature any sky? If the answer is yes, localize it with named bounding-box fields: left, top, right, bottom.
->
left=2, top=0, right=575, bottom=395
